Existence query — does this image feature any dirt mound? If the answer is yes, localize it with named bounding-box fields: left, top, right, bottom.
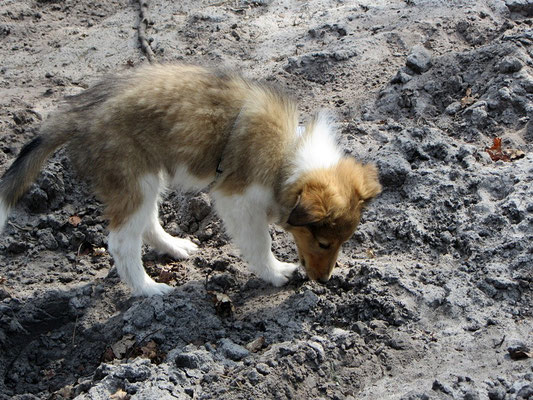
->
left=0, top=0, right=532, bottom=399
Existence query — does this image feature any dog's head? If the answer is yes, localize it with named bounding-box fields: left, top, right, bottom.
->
left=286, top=158, right=381, bottom=282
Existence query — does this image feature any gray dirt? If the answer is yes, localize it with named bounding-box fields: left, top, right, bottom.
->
left=0, top=0, right=532, bottom=399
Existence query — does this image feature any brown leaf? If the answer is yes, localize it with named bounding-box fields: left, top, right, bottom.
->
left=92, top=247, right=106, bottom=257
left=158, top=269, right=175, bottom=284
left=461, top=87, right=476, bottom=107
left=42, top=368, right=56, bottom=379
left=246, top=336, right=265, bottom=353
left=102, top=347, right=116, bottom=362
left=503, top=148, right=525, bottom=161
left=208, top=291, right=234, bottom=318
left=0, top=276, right=6, bottom=285
left=508, top=347, right=532, bottom=360
left=54, top=385, right=74, bottom=399
left=68, top=215, right=82, bottom=227
left=110, top=389, right=130, bottom=400
left=110, top=334, right=136, bottom=359
left=136, top=340, right=166, bottom=364
left=485, top=137, right=510, bottom=162
left=485, top=138, right=526, bottom=163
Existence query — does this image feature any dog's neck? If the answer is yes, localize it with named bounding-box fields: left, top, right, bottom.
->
left=275, top=118, right=343, bottom=225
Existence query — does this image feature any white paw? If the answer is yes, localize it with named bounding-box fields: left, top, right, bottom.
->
left=258, top=261, right=299, bottom=287
left=133, top=278, right=174, bottom=297
left=166, top=237, right=198, bottom=259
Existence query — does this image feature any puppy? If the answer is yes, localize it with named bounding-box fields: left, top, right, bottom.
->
left=0, top=64, right=381, bottom=296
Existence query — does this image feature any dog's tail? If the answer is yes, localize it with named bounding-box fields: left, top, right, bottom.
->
left=0, top=117, right=72, bottom=231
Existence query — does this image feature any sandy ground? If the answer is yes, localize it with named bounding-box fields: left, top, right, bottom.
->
left=0, top=0, right=532, bottom=399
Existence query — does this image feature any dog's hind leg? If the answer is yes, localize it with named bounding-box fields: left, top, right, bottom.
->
left=212, top=185, right=299, bottom=287
left=107, top=173, right=174, bottom=297
left=143, top=198, right=198, bottom=260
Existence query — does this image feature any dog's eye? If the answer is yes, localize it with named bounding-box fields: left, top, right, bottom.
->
left=318, top=242, right=331, bottom=250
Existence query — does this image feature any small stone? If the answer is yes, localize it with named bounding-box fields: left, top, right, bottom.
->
left=23, top=186, right=48, bottom=213
left=499, top=56, right=523, bottom=73
left=488, top=387, right=506, bottom=400
left=391, top=69, right=412, bottom=84
left=189, top=193, right=211, bottom=221
left=256, top=363, right=270, bottom=375
left=505, top=0, right=533, bottom=17
left=406, top=45, right=432, bottom=73
left=445, top=101, right=462, bottom=115
left=247, top=370, right=261, bottom=384
left=37, top=228, right=58, bottom=250
left=218, top=338, right=249, bottom=361
left=7, top=239, right=29, bottom=254
left=432, top=380, right=453, bottom=395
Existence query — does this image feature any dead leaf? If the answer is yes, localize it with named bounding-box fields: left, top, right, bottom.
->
left=110, top=334, right=136, bottom=359
left=54, top=385, right=74, bottom=399
left=246, top=336, right=265, bottom=352
left=102, top=347, right=115, bottom=362
left=110, top=389, right=130, bottom=400
left=92, top=247, right=106, bottom=257
left=0, top=276, right=6, bottom=285
left=42, top=368, right=56, bottom=379
left=503, top=148, right=525, bottom=161
left=366, top=249, right=375, bottom=259
left=508, top=346, right=532, bottom=360
left=461, top=87, right=477, bottom=107
left=208, top=291, right=234, bottom=318
left=158, top=269, right=175, bottom=284
left=485, top=137, right=524, bottom=162
left=135, top=340, right=166, bottom=364
left=68, top=215, right=82, bottom=227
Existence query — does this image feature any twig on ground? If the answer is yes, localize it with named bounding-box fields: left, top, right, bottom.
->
left=72, top=315, right=78, bottom=347
left=136, top=0, right=155, bottom=63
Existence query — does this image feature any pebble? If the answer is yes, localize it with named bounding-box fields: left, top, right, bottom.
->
left=218, top=338, right=249, bottom=361
left=499, top=56, right=523, bottom=73
left=406, top=45, right=432, bottom=73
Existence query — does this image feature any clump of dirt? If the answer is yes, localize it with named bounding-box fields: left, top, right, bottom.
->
left=0, top=1, right=532, bottom=399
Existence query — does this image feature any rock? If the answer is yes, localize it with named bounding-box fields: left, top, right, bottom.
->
left=37, top=228, right=58, bottom=250
left=391, top=69, right=412, bottom=84
left=377, top=154, right=411, bottom=188
left=406, top=45, right=432, bottom=73
left=23, top=186, right=48, bottom=213
left=445, top=101, right=462, bottom=115
left=175, top=348, right=213, bottom=370
left=432, top=380, right=453, bottom=395
left=499, top=56, right=523, bottom=73
left=255, top=363, right=270, bottom=375
left=218, top=338, right=249, bottom=361
left=505, top=0, right=533, bottom=17
left=112, top=359, right=152, bottom=381
left=488, top=387, right=506, bottom=400
left=6, top=238, right=29, bottom=254
left=517, top=384, right=533, bottom=399
left=189, top=193, right=211, bottom=221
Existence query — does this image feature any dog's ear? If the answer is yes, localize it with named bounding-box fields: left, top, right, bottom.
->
left=357, top=163, right=382, bottom=201
left=287, top=194, right=325, bottom=226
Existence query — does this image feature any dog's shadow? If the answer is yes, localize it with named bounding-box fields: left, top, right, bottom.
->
left=0, top=268, right=314, bottom=397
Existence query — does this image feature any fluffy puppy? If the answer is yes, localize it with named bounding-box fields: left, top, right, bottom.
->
left=0, top=64, right=381, bottom=296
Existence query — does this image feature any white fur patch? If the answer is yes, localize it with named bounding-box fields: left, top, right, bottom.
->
left=287, top=113, right=342, bottom=184
left=0, top=198, right=8, bottom=232
left=212, top=184, right=298, bottom=286
left=170, top=164, right=213, bottom=192
left=108, top=173, right=174, bottom=296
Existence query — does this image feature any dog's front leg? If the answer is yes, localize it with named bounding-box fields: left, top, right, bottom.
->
left=212, top=186, right=298, bottom=287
